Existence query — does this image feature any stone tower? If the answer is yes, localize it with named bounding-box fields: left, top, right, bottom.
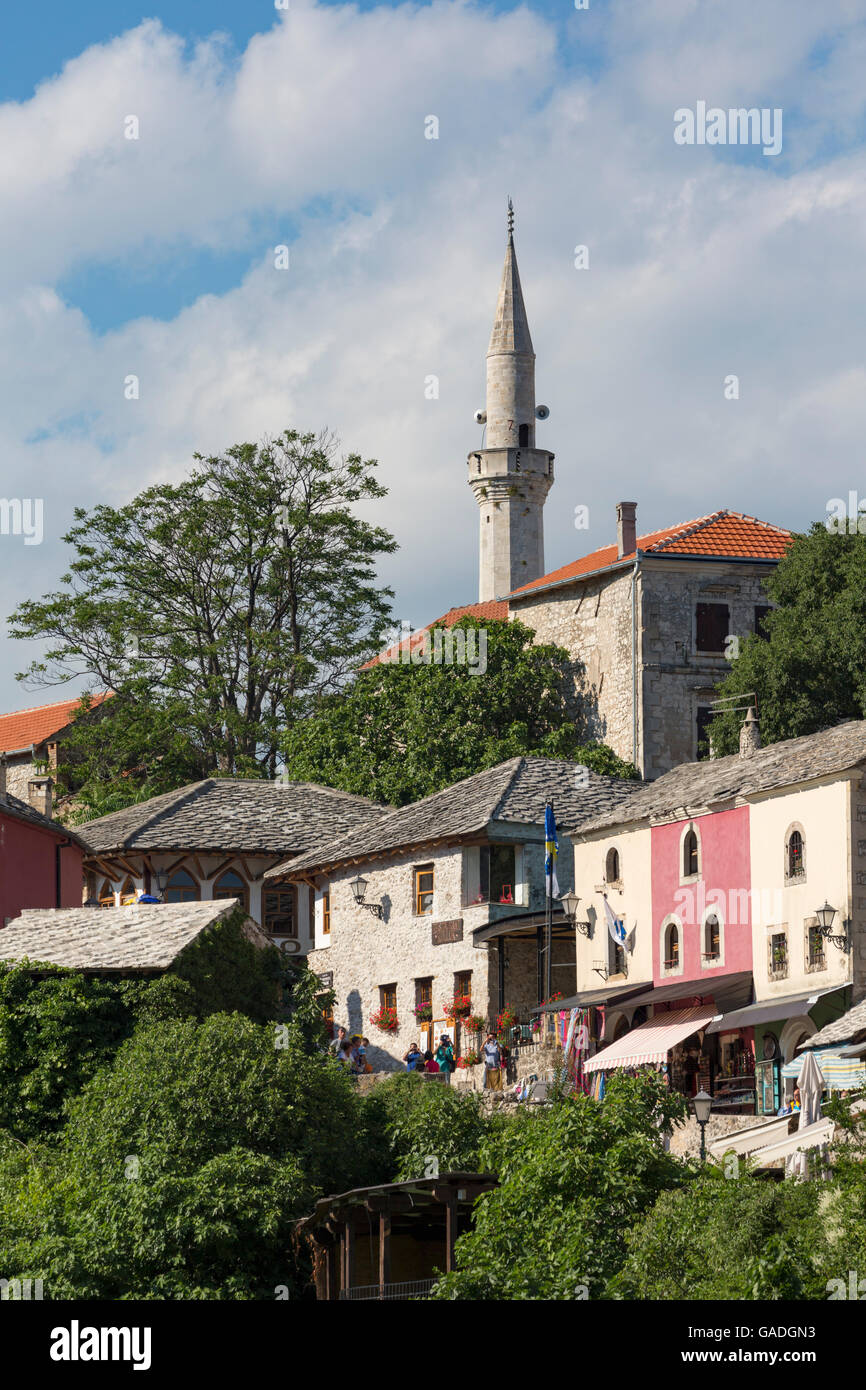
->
left=468, top=202, right=554, bottom=601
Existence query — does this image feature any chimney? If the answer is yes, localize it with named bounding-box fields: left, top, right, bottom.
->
left=739, top=708, right=762, bottom=758
left=0, top=753, right=6, bottom=802
left=28, top=775, right=53, bottom=820
left=617, top=501, right=637, bottom=559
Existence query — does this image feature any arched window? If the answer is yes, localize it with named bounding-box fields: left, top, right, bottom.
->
left=518, top=423, right=530, bottom=447
left=213, top=869, right=248, bottom=912
left=605, top=847, right=621, bottom=883
left=683, top=829, right=699, bottom=878
left=787, top=828, right=805, bottom=879
left=164, top=869, right=199, bottom=903
left=704, top=913, right=721, bottom=961
left=119, top=876, right=137, bottom=906
left=98, top=878, right=115, bottom=908
left=664, top=921, right=680, bottom=970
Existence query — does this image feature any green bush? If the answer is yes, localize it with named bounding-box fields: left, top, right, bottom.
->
left=364, top=1073, right=489, bottom=1179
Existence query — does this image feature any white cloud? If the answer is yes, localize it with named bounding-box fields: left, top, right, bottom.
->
left=2, top=0, right=866, bottom=705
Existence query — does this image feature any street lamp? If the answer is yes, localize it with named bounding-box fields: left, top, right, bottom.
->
left=349, top=873, right=384, bottom=919
left=692, top=1089, right=713, bottom=1163
left=155, top=869, right=168, bottom=898
left=559, top=890, right=592, bottom=937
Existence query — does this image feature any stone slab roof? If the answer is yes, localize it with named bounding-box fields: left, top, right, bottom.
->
left=272, top=757, right=641, bottom=878
left=0, top=790, right=88, bottom=849
left=572, top=720, right=866, bottom=836
left=0, top=900, right=266, bottom=972
left=805, top=999, right=866, bottom=1049
left=77, top=778, right=383, bottom=857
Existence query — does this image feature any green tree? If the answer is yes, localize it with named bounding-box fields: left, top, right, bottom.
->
left=709, top=525, right=866, bottom=754
left=9, top=429, right=396, bottom=812
left=363, top=1072, right=489, bottom=1179
left=430, top=1073, right=688, bottom=1300
left=284, top=616, right=638, bottom=804
left=0, top=1014, right=384, bottom=1299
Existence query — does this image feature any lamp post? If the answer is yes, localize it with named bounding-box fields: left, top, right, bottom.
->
left=349, top=873, right=384, bottom=919
left=155, top=869, right=168, bottom=900
left=559, top=890, right=592, bottom=937
left=692, top=1089, right=712, bottom=1163
left=815, top=901, right=849, bottom=951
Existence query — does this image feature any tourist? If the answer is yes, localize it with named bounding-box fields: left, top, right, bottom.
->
left=403, top=1043, right=423, bottom=1072
left=330, top=1026, right=347, bottom=1055
left=482, top=1033, right=502, bottom=1090
left=435, top=1034, right=455, bottom=1082
left=423, top=1049, right=439, bottom=1074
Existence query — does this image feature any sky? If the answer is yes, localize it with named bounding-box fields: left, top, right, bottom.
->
left=2, top=0, right=866, bottom=712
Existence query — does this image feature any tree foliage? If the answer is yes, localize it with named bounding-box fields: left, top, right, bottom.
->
left=362, top=1073, right=489, bottom=1179
left=709, top=525, right=866, bottom=754
left=430, top=1073, right=688, bottom=1300
left=284, top=617, right=638, bottom=804
left=9, top=429, right=396, bottom=811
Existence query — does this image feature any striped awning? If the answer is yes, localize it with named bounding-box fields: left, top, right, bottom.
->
left=583, top=1005, right=716, bottom=1073
left=781, top=1048, right=866, bottom=1090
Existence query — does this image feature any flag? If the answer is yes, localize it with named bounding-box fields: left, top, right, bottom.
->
left=544, top=803, right=559, bottom=898
left=604, top=896, right=626, bottom=946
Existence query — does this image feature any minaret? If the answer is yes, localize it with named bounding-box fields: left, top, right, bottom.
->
left=468, top=201, right=554, bottom=601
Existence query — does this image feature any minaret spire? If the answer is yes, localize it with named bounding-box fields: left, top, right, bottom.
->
left=467, top=208, right=554, bottom=602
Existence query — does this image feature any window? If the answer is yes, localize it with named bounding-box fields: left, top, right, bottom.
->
left=380, top=983, right=397, bottom=1011
left=605, top=847, right=621, bottom=884
left=696, top=707, right=714, bottom=760
left=98, top=878, right=115, bottom=908
left=263, top=888, right=296, bottom=937
left=322, top=891, right=331, bottom=936
left=119, top=876, right=136, bottom=905
left=213, top=869, right=248, bottom=911
left=754, top=605, right=773, bottom=638
left=806, top=921, right=826, bottom=971
left=608, top=932, right=627, bottom=977
left=414, top=864, right=434, bottom=916
left=769, top=931, right=788, bottom=980
left=454, top=971, right=472, bottom=1006
left=683, top=828, right=699, bottom=878
left=518, top=423, right=530, bottom=447
left=478, top=844, right=516, bottom=904
left=787, top=829, right=805, bottom=879
left=695, top=602, right=729, bottom=654
left=164, top=869, right=199, bottom=903
left=415, top=977, right=433, bottom=1011
left=704, top=913, right=721, bottom=961
left=664, top=921, right=680, bottom=970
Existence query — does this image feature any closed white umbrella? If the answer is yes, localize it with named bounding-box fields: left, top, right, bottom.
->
left=788, top=1050, right=826, bottom=1179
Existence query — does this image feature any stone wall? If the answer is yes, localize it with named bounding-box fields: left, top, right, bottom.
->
left=509, top=558, right=776, bottom=778
left=668, top=1112, right=759, bottom=1160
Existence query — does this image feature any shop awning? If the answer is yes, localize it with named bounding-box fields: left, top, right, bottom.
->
left=619, top=971, right=752, bottom=1016
left=781, top=1048, right=866, bottom=1090
left=583, top=1005, right=716, bottom=1073
left=535, top=981, right=653, bottom=1014
left=705, top=986, right=845, bottom=1035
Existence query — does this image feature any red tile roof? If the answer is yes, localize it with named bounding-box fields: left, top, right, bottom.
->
left=508, top=511, right=792, bottom=599
left=363, top=601, right=510, bottom=669
left=0, top=693, right=111, bottom=754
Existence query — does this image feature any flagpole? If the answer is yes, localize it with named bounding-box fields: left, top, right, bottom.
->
left=545, top=801, right=553, bottom=1002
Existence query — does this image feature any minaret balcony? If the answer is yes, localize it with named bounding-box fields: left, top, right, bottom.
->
left=466, top=446, right=554, bottom=485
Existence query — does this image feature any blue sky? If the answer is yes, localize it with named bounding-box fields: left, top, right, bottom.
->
left=1, top=0, right=866, bottom=711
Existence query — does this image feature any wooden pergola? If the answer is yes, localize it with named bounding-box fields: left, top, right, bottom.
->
left=296, top=1171, right=497, bottom=1301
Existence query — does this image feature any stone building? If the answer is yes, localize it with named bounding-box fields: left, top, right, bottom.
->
left=506, top=506, right=791, bottom=778
left=274, top=755, right=639, bottom=1069
left=0, top=694, right=111, bottom=800
left=76, top=778, right=382, bottom=956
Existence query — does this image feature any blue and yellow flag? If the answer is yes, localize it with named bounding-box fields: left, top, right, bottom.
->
left=544, top=803, right=559, bottom=898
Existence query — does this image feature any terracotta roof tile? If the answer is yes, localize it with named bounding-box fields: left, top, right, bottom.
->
left=363, top=601, right=509, bottom=669
left=0, top=693, right=111, bottom=753
left=508, top=511, right=792, bottom=599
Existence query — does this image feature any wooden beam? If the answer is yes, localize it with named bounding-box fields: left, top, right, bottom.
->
left=208, top=855, right=240, bottom=883
left=378, top=1210, right=392, bottom=1295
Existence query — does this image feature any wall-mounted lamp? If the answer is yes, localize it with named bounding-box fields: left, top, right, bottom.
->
left=815, top=902, right=849, bottom=952
left=349, top=873, right=384, bottom=919
left=560, top=890, right=592, bottom=938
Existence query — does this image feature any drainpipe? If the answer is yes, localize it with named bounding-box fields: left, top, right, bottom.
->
left=55, top=838, right=71, bottom=908
left=630, top=553, right=642, bottom=772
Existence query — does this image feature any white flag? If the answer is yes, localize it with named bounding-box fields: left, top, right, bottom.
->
left=604, top=897, right=626, bottom=946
